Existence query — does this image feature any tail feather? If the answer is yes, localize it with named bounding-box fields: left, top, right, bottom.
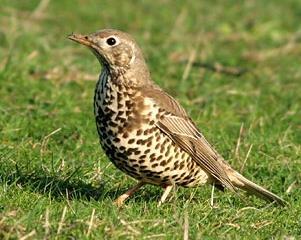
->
left=231, top=172, right=287, bottom=206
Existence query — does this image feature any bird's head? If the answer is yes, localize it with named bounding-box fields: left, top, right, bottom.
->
left=68, top=29, right=150, bottom=83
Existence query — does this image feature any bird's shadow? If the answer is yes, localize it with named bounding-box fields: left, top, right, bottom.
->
left=3, top=164, right=159, bottom=203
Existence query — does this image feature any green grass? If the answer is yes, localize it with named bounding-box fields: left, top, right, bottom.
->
left=0, top=0, right=301, bottom=239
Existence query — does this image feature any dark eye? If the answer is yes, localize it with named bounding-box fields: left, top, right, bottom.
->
left=106, top=37, right=116, bottom=46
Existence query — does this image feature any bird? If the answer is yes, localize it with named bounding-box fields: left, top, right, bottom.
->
left=68, top=29, right=286, bottom=207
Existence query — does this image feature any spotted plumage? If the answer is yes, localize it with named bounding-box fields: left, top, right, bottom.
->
left=93, top=70, right=208, bottom=187
left=69, top=29, right=286, bottom=206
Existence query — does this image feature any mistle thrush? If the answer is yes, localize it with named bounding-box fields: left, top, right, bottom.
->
left=68, top=29, right=286, bottom=206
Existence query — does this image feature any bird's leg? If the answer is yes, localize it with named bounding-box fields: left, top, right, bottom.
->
left=210, top=182, right=215, bottom=208
left=158, top=185, right=173, bottom=207
left=114, top=181, right=145, bottom=207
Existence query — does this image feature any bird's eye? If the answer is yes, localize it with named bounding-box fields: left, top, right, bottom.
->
left=106, top=37, right=116, bottom=46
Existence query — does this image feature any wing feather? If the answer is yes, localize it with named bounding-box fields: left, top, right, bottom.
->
left=141, top=85, right=235, bottom=190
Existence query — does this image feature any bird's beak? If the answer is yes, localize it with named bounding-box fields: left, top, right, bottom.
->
left=68, top=33, right=94, bottom=47
left=68, top=32, right=106, bottom=65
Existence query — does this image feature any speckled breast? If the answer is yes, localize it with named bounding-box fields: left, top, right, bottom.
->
left=93, top=70, right=209, bottom=187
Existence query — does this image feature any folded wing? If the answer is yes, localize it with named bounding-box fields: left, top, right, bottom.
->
left=141, top=86, right=235, bottom=190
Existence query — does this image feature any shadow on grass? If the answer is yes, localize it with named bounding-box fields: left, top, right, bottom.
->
left=2, top=164, right=159, bottom=203
left=2, top=167, right=108, bottom=201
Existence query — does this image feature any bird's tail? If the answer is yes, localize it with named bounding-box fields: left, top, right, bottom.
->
left=230, top=171, right=287, bottom=206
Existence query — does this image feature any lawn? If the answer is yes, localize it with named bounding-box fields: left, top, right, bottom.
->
left=0, top=0, right=300, bottom=239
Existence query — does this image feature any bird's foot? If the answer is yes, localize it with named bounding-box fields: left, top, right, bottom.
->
left=114, top=194, right=128, bottom=207
left=113, top=181, right=145, bottom=207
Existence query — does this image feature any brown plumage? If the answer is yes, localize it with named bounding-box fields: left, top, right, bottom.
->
left=68, top=29, right=286, bottom=206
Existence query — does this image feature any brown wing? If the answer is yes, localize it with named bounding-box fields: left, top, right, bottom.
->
left=141, top=85, right=235, bottom=190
